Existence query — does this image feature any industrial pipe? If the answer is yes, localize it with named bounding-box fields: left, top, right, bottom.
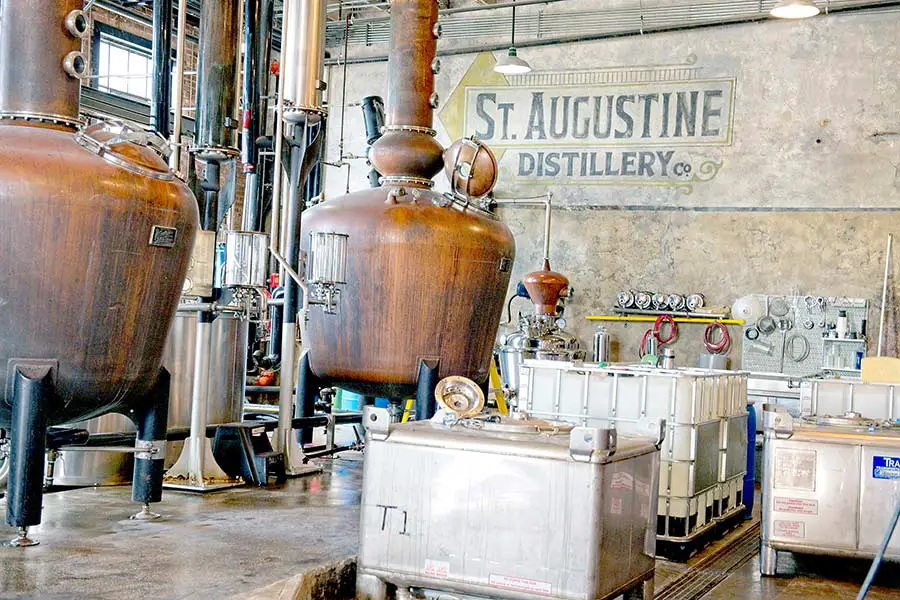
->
left=151, top=0, right=173, bottom=138
left=169, top=0, right=189, bottom=172
left=195, top=0, right=241, bottom=157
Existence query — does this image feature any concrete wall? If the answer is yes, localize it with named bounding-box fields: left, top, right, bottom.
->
left=323, top=10, right=900, bottom=368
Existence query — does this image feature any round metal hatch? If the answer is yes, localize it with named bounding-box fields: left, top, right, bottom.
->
left=75, top=121, right=174, bottom=180
left=435, top=376, right=484, bottom=418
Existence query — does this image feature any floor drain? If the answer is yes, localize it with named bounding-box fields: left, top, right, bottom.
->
left=655, top=523, right=760, bottom=600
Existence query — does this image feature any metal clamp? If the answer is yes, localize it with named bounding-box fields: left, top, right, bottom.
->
left=380, top=124, right=437, bottom=137
left=364, top=406, right=391, bottom=441
left=381, top=176, right=435, bottom=188
left=569, top=426, right=617, bottom=461
left=134, top=439, right=167, bottom=461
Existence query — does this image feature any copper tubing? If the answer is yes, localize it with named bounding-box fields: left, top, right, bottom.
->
left=384, top=0, right=439, bottom=128
left=368, top=0, right=444, bottom=183
left=0, top=0, right=84, bottom=124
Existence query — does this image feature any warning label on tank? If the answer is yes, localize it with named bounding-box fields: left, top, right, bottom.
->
left=611, top=472, right=634, bottom=490
left=773, top=520, right=805, bottom=539
left=424, top=559, right=450, bottom=579
left=773, top=448, right=817, bottom=491
left=490, top=574, right=552, bottom=595
left=610, top=497, right=623, bottom=515
left=774, top=497, right=818, bottom=515
left=873, top=456, right=900, bottom=479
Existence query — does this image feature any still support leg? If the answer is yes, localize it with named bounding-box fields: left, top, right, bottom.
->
left=6, top=366, right=52, bottom=547
left=415, top=359, right=440, bottom=421
left=131, top=370, right=171, bottom=520
left=277, top=348, right=320, bottom=476
left=297, top=351, right=318, bottom=446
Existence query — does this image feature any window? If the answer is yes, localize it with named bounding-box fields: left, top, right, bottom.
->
left=93, top=26, right=152, bottom=100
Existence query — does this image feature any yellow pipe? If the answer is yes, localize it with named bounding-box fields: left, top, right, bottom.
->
left=586, top=315, right=745, bottom=325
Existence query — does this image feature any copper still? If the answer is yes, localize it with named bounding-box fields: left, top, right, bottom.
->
left=0, top=0, right=198, bottom=537
left=300, top=0, right=516, bottom=399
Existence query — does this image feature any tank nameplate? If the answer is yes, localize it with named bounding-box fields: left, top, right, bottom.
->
left=149, top=226, right=178, bottom=248
left=773, top=447, right=816, bottom=491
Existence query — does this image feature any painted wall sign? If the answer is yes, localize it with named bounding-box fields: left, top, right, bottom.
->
left=440, top=54, right=735, bottom=195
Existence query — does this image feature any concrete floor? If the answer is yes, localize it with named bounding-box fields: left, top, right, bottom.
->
left=1, top=454, right=899, bottom=600
left=0, top=458, right=362, bottom=600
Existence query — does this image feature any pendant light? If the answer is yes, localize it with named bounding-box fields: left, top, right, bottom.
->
left=770, top=0, right=820, bottom=19
left=494, top=0, right=532, bottom=75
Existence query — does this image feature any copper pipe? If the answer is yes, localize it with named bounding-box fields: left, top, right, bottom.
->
left=368, top=0, right=444, bottom=183
left=0, top=0, right=84, bottom=125
left=384, top=0, right=439, bottom=128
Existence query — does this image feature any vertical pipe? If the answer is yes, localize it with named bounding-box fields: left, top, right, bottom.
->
left=195, top=0, right=241, bottom=154
left=269, top=0, right=291, bottom=273
left=296, top=352, right=318, bottom=445
left=383, top=0, right=438, bottom=128
left=543, top=192, right=552, bottom=264
left=241, top=0, right=259, bottom=170
left=277, top=144, right=304, bottom=451
left=151, top=0, right=173, bottom=138
left=878, top=234, right=893, bottom=357
left=169, top=0, right=189, bottom=171
left=6, top=367, right=52, bottom=532
left=188, top=315, right=213, bottom=475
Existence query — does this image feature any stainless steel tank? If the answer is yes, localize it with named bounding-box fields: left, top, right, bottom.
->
left=162, top=312, right=248, bottom=467
left=357, top=407, right=662, bottom=600
left=51, top=414, right=136, bottom=486
left=761, top=406, right=900, bottom=575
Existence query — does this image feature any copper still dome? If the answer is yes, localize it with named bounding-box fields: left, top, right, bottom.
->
left=300, top=0, right=515, bottom=398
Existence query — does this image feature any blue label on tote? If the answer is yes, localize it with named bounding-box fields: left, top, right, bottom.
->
left=873, top=456, right=900, bottom=480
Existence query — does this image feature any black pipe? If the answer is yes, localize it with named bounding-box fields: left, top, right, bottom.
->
left=131, top=370, right=170, bottom=506
left=361, top=96, right=384, bottom=145
left=6, top=367, right=52, bottom=531
left=283, top=143, right=304, bottom=321
left=295, top=352, right=319, bottom=445
left=151, top=0, right=173, bottom=138
left=361, top=96, right=384, bottom=187
left=256, top=0, right=274, bottom=136
left=266, top=286, right=284, bottom=363
left=201, top=161, right=220, bottom=230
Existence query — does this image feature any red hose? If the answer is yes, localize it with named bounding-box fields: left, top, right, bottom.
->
left=653, top=314, right=678, bottom=344
left=639, top=315, right=679, bottom=357
left=703, top=321, right=731, bottom=354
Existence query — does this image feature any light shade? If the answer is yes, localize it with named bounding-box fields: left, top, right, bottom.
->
left=494, top=47, right=532, bottom=75
left=770, top=0, right=820, bottom=19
